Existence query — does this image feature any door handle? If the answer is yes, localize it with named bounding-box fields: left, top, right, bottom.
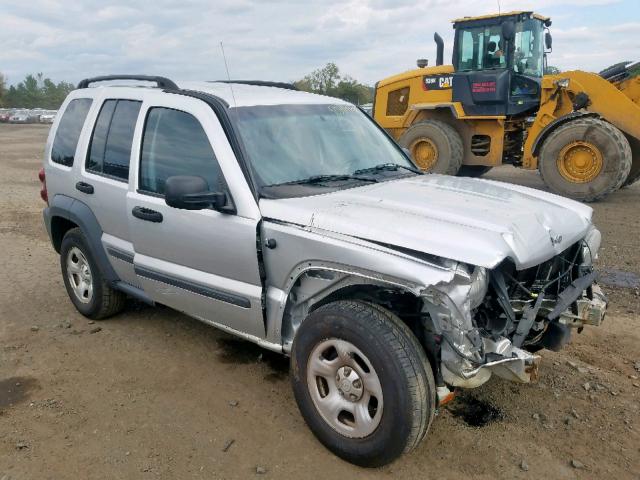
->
left=75, top=181, right=94, bottom=194
left=132, top=206, right=163, bottom=223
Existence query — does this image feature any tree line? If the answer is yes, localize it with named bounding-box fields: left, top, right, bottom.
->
left=3, top=63, right=634, bottom=111
left=293, top=63, right=373, bottom=105
left=0, top=73, right=75, bottom=109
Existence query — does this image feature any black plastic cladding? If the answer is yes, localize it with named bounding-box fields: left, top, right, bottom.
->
left=163, top=88, right=260, bottom=201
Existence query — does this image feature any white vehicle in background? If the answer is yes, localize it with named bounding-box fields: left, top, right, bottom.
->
left=39, top=110, right=57, bottom=123
left=9, top=109, right=30, bottom=123
left=360, top=103, right=373, bottom=116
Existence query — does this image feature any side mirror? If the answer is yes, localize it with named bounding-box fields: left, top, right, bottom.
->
left=545, top=31, right=553, bottom=51
left=501, top=21, right=515, bottom=41
left=164, top=175, right=232, bottom=212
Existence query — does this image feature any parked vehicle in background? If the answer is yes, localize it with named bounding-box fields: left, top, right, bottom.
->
left=9, top=110, right=30, bottom=123
left=27, top=110, right=44, bottom=123
left=360, top=103, right=373, bottom=116
left=0, top=109, right=13, bottom=122
left=41, top=75, right=607, bottom=467
left=39, top=110, right=57, bottom=123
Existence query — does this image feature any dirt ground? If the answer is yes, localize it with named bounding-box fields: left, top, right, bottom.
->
left=1, top=124, right=639, bottom=479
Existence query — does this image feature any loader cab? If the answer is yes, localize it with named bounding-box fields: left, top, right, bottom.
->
left=451, top=11, right=551, bottom=116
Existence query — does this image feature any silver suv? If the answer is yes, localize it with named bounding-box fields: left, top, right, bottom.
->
left=41, top=75, right=607, bottom=466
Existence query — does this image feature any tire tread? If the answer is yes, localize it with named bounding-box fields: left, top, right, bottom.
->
left=539, top=117, right=631, bottom=202
left=401, top=119, right=464, bottom=175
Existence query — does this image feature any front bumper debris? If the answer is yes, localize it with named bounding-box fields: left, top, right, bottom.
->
left=558, top=284, right=607, bottom=328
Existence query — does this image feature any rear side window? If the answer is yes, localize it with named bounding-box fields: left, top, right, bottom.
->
left=51, top=98, right=93, bottom=166
left=87, top=99, right=141, bottom=181
left=139, top=107, right=222, bottom=195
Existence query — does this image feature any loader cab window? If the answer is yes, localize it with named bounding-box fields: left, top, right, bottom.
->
left=456, top=25, right=506, bottom=71
left=513, top=19, right=545, bottom=77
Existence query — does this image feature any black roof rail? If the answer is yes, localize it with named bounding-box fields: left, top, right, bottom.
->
left=214, top=80, right=298, bottom=91
left=77, top=75, right=179, bottom=90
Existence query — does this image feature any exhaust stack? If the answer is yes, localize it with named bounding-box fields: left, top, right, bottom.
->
left=434, top=32, right=444, bottom=66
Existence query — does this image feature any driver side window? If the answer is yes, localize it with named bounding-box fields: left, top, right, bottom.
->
left=139, top=107, right=223, bottom=195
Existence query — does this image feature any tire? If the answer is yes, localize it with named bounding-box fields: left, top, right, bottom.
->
left=290, top=300, right=435, bottom=467
left=457, top=165, right=492, bottom=177
left=538, top=117, right=631, bottom=202
left=622, top=134, right=640, bottom=187
left=399, top=120, right=463, bottom=175
left=60, top=228, right=126, bottom=319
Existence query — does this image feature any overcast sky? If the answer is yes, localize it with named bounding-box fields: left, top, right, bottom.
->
left=1, top=0, right=639, bottom=86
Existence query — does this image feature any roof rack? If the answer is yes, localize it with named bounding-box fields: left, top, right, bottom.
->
left=214, top=80, right=298, bottom=91
left=77, top=75, right=179, bottom=90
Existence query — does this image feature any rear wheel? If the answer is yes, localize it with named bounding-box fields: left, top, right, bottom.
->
left=291, top=300, right=435, bottom=467
left=399, top=120, right=463, bottom=175
left=538, top=117, right=631, bottom=201
left=60, top=228, right=126, bottom=319
left=457, top=165, right=492, bottom=177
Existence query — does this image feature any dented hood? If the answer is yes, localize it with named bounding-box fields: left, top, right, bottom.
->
left=259, top=175, right=594, bottom=269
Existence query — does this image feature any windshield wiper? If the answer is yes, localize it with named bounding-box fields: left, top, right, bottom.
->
left=353, top=163, right=424, bottom=176
left=268, top=174, right=378, bottom=187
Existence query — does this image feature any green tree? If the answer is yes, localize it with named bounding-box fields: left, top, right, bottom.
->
left=294, top=63, right=373, bottom=105
left=0, top=72, right=5, bottom=107
left=4, top=73, right=74, bottom=109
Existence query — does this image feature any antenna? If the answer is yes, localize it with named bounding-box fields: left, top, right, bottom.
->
left=220, top=41, right=238, bottom=108
left=497, top=0, right=501, bottom=14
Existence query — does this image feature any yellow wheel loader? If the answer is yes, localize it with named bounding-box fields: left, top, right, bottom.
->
left=373, top=11, right=640, bottom=201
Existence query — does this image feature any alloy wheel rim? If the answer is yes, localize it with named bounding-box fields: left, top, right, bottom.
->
left=306, top=338, right=383, bottom=438
left=66, top=247, right=93, bottom=304
left=557, top=140, right=603, bottom=183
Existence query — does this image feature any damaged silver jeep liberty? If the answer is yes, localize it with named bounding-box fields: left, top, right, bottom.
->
left=42, top=76, right=607, bottom=466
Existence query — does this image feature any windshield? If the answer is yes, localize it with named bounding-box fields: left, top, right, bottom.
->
left=456, top=18, right=545, bottom=77
left=513, top=19, right=545, bottom=77
left=233, top=104, right=414, bottom=190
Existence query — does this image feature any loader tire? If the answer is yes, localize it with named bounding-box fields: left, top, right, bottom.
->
left=538, top=117, right=631, bottom=202
left=399, top=120, right=463, bottom=175
left=622, top=134, right=640, bottom=187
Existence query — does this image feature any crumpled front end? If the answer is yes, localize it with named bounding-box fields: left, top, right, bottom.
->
left=421, top=227, right=606, bottom=399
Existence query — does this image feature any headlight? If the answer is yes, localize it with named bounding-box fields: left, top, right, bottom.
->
left=469, top=267, right=489, bottom=309
left=555, top=78, right=570, bottom=88
left=581, top=227, right=601, bottom=266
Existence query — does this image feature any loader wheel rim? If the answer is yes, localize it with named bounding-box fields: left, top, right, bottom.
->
left=557, top=141, right=603, bottom=183
left=410, top=138, right=438, bottom=171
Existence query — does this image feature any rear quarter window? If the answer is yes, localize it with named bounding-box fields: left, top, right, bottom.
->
left=51, top=98, right=93, bottom=166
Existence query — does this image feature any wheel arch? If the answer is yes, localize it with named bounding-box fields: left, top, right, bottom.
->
left=532, top=111, right=600, bottom=158
left=277, top=264, right=427, bottom=354
left=44, top=194, right=119, bottom=283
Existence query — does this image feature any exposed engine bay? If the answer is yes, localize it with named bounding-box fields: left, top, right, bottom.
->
left=421, top=228, right=607, bottom=395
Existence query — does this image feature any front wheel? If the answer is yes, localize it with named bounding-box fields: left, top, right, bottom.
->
left=399, top=120, right=463, bottom=175
left=290, top=300, right=435, bottom=467
left=538, top=117, right=631, bottom=202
